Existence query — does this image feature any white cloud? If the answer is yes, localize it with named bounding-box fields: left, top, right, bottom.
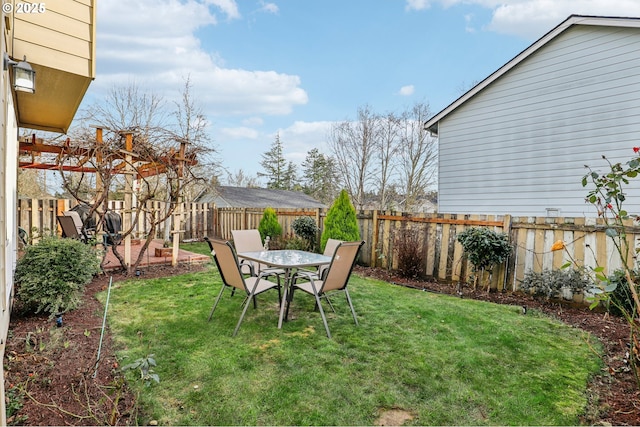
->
left=464, top=13, right=476, bottom=33
left=407, top=0, right=640, bottom=39
left=405, top=0, right=431, bottom=11
left=206, top=0, right=241, bottom=20
left=220, top=127, right=260, bottom=139
left=93, top=0, right=308, bottom=117
left=398, top=85, right=415, bottom=96
left=258, top=1, right=279, bottom=14
left=488, top=0, right=640, bottom=39
left=242, top=117, right=264, bottom=126
left=278, top=121, right=334, bottom=162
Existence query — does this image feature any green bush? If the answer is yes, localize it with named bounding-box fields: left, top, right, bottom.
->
left=320, top=189, right=360, bottom=252
left=292, top=216, right=319, bottom=251
left=606, top=269, right=638, bottom=317
left=457, top=227, right=511, bottom=272
left=520, top=268, right=591, bottom=300
left=14, top=236, right=101, bottom=317
left=258, top=207, right=282, bottom=242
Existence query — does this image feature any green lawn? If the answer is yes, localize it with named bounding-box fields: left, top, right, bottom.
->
left=103, top=265, right=602, bottom=426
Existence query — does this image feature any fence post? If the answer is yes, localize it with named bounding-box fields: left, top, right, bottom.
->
left=371, top=210, right=378, bottom=267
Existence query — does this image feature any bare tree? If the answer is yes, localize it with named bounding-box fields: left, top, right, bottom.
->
left=59, top=81, right=214, bottom=272
left=376, top=112, right=401, bottom=210
left=398, top=102, right=438, bottom=212
left=226, top=169, right=260, bottom=187
left=328, top=105, right=379, bottom=209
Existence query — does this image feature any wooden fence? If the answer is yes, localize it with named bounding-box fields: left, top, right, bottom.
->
left=17, top=199, right=639, bottom=298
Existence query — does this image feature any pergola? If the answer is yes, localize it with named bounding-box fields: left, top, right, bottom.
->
left=18, top=127, right=195, bottom=268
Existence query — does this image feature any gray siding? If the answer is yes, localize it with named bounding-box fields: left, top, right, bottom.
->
left=439, top=25, right=640, bottom=216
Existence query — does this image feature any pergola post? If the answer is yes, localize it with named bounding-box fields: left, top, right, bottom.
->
left=122, top=132, right=134, bottom=270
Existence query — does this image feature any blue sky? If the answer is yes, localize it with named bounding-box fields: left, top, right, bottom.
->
left=83, top=0, right=640, bottom=183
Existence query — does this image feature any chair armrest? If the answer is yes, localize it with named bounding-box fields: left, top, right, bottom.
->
left=239, top=259, right=255, bottom=276
left=291, top=269, right=317, bottom=283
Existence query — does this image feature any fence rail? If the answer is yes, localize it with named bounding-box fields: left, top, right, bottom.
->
left=18, top=199, right=638, bottom=302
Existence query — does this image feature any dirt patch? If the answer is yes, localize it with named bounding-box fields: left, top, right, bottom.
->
left=3, top=263, right=639, bottom=425
left=375, top=408, right=415, bottom=426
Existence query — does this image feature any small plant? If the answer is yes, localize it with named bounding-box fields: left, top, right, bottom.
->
left=258, top=207, right=282, bottom=242
left=292, top=216, right=319, bottom=251
left=14, top=236, right=101, bottom=317
left=394, top=226, right=426, bottom=279
left=163, top=239, right=171, bottom=248
left=6, top=384, right=27, bottom=425
left=606, top=269, right=638, bottom=317
left=457, top=227, right=511, bottom=289
left=320, top=189, right=360, bottom=252
left=121, top=354, right=160, bottom=387
left=520, top=268, right=591, bottom=300
left=284, top=234, right=311, bottom=251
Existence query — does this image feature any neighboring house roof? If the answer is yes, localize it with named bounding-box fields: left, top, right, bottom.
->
left=196, top=186, right=326, bottom=208
left=424, top=15, right=640, bottom=135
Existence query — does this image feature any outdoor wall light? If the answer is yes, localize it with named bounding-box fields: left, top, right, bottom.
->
left=3, top=53, right=35, bottom=93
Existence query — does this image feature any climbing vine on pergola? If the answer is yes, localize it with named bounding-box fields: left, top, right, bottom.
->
left=19, top=126, right=203, bottom=272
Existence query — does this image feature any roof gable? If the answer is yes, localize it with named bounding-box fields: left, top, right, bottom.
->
left=424, top=15, right=640, bottom=135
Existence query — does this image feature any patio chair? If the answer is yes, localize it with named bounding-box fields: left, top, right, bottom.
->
left=63, top=210, right=90, bottom=243
left=285, top=240, right=364, bottom=338
left=57, top=215, right=84, bottom=241
left=231, top=229, right=285, bottom=278
left=208, top=238, right=282, bottom=336
left=204, top=236, right=238, bottom=297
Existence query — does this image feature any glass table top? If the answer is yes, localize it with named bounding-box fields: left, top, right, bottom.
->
left=238, top=249, right=331, bottom=268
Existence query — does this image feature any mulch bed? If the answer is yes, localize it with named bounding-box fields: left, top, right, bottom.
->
left=4, top=264, right=639, bottom=425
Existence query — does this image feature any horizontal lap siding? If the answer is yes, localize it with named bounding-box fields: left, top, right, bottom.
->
left=439, top=26, right=640, bottom=217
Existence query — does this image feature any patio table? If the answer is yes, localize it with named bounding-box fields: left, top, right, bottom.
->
left=238, top=249, right=331, bottom=328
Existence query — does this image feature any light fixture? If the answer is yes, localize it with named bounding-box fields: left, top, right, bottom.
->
left=3, top=53, right=35, bottom=93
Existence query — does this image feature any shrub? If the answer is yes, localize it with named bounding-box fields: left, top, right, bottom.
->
left=606, top=269, right=638, bottom=317
left=394, top=226, right=426, bottom=279
left=14, top=236, right=101, bottom=317
left=292, top=216, right=319, bottom=252
left=258, top=207, right=282, bottom=242
left=520, top=268, right=591, bottom=300
left=457, top=227, right=511, bottom=273
left=320, top=189, right=360, bottom=252
left=284, top=235, right=310, bottom=251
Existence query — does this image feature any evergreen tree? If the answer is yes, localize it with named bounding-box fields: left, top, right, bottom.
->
left=320, top=189, right=360, bottom=251
left=301, top=148, right=338, bottom=204
left=258, top=134, right=298, bottom=190
left=258, top=207, right=282, bottom=241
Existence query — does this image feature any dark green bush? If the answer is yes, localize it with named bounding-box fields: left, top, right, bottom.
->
left=14, top=236, right=101, bottom=317
left=394, top=226, right=426, bottom=279
left=258, top=207, right=282, bottom=242
left=320, top=189, right=360, bottom=252
left=606, top=269, right=638, bottom=317
left=457, top=227, right=511, bottom=272
left=292, top=216, right=319, bottom=251
left=520, top=268, right=591, bottom=300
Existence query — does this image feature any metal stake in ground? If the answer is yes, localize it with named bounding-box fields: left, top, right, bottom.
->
left=93, top=275, right=113, bottom=379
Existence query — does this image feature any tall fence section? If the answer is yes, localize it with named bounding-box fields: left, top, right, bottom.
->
left=18, top=198, right=639, bottom=299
